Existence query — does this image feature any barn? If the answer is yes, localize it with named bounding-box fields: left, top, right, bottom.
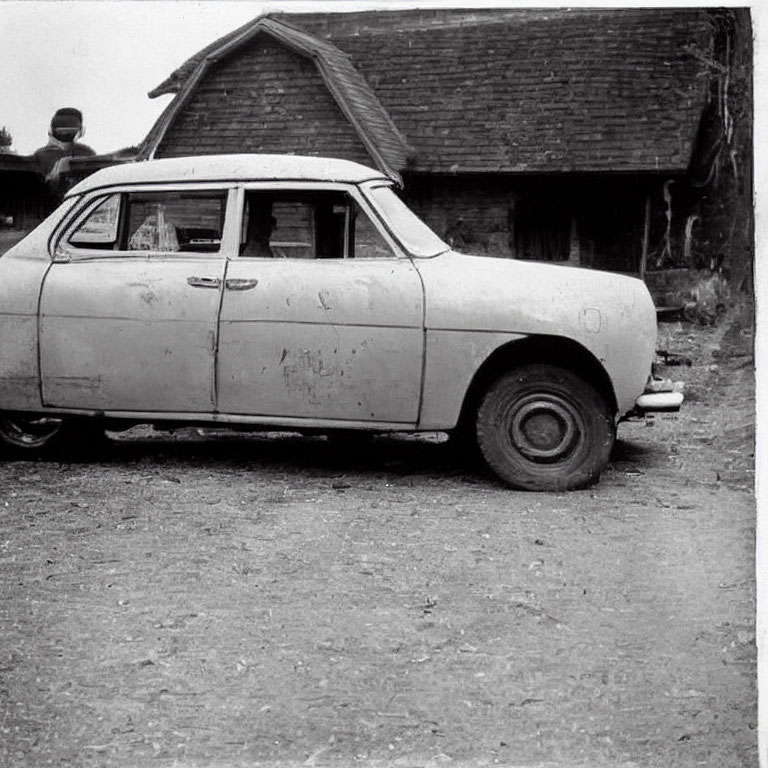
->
left=132, top=8, right=750, bottom=285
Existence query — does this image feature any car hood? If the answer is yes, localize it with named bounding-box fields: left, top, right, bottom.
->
left=418, top=251, right=653, bottom=331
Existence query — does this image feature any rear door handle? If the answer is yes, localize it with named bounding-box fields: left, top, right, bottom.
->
left=225, top=278, right=259, bottom=291
left=187, top=276, right=221, bottom=289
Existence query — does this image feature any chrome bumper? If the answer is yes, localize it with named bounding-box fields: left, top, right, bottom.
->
left=621, top=383, right=684, bottom=421
left=633, top=391, right=684, bottom=413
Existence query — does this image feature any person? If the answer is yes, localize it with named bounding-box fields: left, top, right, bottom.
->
left=241, top=204, right=277, bottom=258
left=32, top=108, right=95, bottom=180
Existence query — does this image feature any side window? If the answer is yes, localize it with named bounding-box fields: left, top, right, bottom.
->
left=240, top=191, right=396, bottom=260
left=126, top=191, right=226, bottom=253
left=65, top=190, right=227, bottom=254
left=67, top=194, right=121, bottom=249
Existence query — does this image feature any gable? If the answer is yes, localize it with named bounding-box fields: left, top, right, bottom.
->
left=154, top=34, right=374, bottom=164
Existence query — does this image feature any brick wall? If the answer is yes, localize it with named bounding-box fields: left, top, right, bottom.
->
left=156, top=35, right=374, bottom=163
left=403, top=175, right=515, bottom=257
left=403, top=173, right=649, bottom=271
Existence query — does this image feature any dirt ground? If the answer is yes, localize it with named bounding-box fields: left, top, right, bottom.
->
left=0, top=302, right=756, bottom=768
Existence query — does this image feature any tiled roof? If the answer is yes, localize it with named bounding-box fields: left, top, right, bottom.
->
left=149, top=9, right=558, bottom=98
left=147, top=8, right=714, bottom=174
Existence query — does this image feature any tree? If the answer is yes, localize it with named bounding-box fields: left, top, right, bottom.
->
left=0, top=126, right=12, bottom=152
left=692, top=9, right=753, bottom=291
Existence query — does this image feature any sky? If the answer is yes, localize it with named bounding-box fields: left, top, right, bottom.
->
left=1, top=1, right=269, bottom=154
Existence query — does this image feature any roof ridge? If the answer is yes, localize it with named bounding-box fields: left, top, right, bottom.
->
left=301, top=8, right=582, bottom=34
left=306, top=7, right=706, bottom=38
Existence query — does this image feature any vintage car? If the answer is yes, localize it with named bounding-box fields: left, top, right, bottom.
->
left=0, top=154, right=681, bottom=490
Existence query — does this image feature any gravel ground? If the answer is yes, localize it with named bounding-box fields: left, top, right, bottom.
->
left=0, top=305, right=756, bottom=768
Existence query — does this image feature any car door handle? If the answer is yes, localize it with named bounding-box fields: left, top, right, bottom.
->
left=225, top=278, right=259, bottom=291
left=187, top=276, right=221, bottom=289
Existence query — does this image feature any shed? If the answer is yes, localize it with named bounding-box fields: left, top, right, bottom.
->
left=0, top=155, right=48, bottom=230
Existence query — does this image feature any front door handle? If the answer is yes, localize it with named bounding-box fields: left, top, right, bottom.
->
left=225, top=278, right=259, bottom=291
left=187, top=276, right=221, bottom=289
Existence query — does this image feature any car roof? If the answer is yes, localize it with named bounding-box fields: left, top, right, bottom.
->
left=66, top=154, right=391, bottom=196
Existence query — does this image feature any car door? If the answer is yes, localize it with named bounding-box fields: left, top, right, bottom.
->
left=39, top=185, right=236, bottom=413
left=217, top=185, right=425, bottom=424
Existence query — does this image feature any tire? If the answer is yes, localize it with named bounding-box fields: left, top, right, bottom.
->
left=475, top=364, right=615, bottom=491
left=0, top=413, right=109, bottom=459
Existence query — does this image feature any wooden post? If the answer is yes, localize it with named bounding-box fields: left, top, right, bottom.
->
left=639, top=194, right=651, bottom=280
left=568, top=216, right=580, bottom=266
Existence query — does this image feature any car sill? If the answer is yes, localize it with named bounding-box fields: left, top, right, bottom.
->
left=17, top=408, right=417, bottom=431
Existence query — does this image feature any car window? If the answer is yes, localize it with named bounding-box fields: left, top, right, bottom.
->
left=240, top=190, right=396, bottom=260
left=65, top=190, right=227, bottom=254
left=125, top=191, right=226, bottom=253
left=67, top=194, right=121, bottom=249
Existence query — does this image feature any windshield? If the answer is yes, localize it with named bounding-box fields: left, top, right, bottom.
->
left=364, top=184, right=449, bottom=258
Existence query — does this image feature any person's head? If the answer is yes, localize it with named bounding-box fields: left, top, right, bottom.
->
left=247, top=205, right=276, bottom=243
left=50, top=108, right=84, bottom=144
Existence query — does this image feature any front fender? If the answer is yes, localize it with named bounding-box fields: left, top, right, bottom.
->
left=414, top=253, right=657, bottom=427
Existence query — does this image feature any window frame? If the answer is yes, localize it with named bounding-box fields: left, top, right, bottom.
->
left=65, top=192, right=122, bottom=249
left=53, top=183, right=240, bottom=262
left=233, top=182, right=407, bottom=261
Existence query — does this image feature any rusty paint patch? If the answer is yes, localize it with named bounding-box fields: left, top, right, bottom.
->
left=281, top=350, right=342, bottom=407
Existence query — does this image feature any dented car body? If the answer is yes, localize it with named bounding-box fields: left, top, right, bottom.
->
left=0, top=155, right=680, bottom=490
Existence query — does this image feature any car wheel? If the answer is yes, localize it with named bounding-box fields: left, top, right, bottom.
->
left=475, top=364, right=615, bottom=491
left=0, top=413, right=108, bottom=459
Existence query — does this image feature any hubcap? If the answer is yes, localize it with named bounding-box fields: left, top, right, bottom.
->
left=0, top=415, right=63, bottom=448
left=508, top=396, right=581, bottom=462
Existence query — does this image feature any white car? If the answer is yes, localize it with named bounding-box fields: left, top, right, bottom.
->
left=0, top=155, right=680, bottom=490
